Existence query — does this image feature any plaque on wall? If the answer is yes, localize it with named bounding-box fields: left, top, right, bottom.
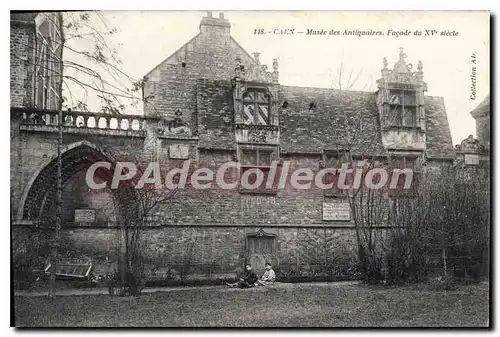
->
left=464, top=154, right=480, bottom=166
left=74, top=209, right=96, bottom=223
left=322, top=201, right=350, bottom=221
left=169, top=144, right=189, bottom=159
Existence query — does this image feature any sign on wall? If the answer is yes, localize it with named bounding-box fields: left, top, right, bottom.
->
left=169, top=144, right=190, bottom=159
left=322, top=201, right=350, bottom=221
left=464, top=154, right=480, bottom=166
left=74, top=209, right=96, bottom=223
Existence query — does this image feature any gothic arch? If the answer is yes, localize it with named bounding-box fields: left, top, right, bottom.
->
left=16, top=140, right=138, bottom=224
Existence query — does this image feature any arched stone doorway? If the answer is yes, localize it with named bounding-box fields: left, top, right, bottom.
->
left=18, top=140, right=139, bottom=226
left=15, top=140, right=141, bottom=278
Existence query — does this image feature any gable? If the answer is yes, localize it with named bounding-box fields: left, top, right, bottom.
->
left=144, top=35, right=257, bottom=83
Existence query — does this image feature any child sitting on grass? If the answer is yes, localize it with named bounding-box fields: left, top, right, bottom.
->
left=256, top=262, right=276, bottom=286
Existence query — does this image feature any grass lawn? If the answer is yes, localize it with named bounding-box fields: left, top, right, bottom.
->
left=13, top=282, right=489, bottom=327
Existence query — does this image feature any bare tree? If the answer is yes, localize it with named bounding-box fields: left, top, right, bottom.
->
left=13, top=11, right=147, bottom=114
left=81, top=137, right=179, bottom=296
left=327, top=54, right=391, bottom=283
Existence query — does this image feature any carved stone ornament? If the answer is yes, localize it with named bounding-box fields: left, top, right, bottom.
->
left=159, top=109, right=193, bottom=137
left=234, top=53, right=276, bottom=83
left=379, top=48, right=426, bottom=88
left=247, top=228, right=276, bottom=238
left=235, top=124, right=278, bottom=131
left=248, top=129, right=268, bottom=143
left=455, top=135, right=484, bottom=153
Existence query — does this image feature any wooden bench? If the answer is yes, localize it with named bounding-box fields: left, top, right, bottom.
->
left=33, top=262, right=93, bottom=282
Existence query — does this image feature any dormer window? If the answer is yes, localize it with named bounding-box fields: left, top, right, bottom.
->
left=243, top=89, right=270, bottom=125
left=388, top=87, right=417, bottom=127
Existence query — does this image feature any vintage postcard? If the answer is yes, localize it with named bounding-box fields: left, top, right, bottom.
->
left=10, top=10, right=490, bottom=327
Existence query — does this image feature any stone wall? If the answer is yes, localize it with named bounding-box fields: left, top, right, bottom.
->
left=10, top=19, right=35, bottom=108
left=34, top=225, right=360, bottom=282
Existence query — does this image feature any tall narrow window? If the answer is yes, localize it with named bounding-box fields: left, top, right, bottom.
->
left=242, top=90, right=270, bottom=125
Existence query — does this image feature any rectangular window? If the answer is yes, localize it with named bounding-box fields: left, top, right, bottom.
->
left=391, top=156, right=418, bottom=171
left=242, top=89, right=270, bottom=125
left=389, top=89, right=417, bottom=127
left=239, top=146, right=278, bottom=194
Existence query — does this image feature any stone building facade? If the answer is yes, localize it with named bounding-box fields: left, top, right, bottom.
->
left=137, top=12, right=455, bottom=277
left=11, top=12, right=457, bottom=283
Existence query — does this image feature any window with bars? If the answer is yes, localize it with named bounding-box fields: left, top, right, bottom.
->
left=388, top=89, right=417, bottom=127
left=242, top=89, right=270, bottom=125
left=239, top=146, right=278, bottom=194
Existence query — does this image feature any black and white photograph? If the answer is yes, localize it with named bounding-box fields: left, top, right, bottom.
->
left=9, top=9, right=490, bottom=327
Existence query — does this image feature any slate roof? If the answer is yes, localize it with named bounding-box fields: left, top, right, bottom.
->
left=196, top=82, right=455, bottom=159
left=197, top=80, right=454, bottom=158
left=470, top=94, right=490, bottom=118
left=423, top=96, right=455, bottom=158
left=278, top=85, right=386, bottom=156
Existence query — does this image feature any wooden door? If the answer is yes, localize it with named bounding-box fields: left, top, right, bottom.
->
left=247, top=235, right=276, bottom=277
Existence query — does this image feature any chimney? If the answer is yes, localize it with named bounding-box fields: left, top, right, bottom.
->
left=199, top=11, right=231, bottom=37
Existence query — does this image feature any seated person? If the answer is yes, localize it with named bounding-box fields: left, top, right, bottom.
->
left=256, top=262, right=276, bottom=286
left=226, top=264, right=258, bottom=288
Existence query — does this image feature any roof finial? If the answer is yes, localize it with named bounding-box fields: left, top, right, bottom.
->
left=207, top=11, right=213, bottom=18
left=253, top=52, right=260, bottom=63
left=417, top=60, right=423, bottom=71
left=234, top=57, right=243, bottom=78
left=382, top=57, right=388, bottom=69
left=399, top=47, right=406, bottom=60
